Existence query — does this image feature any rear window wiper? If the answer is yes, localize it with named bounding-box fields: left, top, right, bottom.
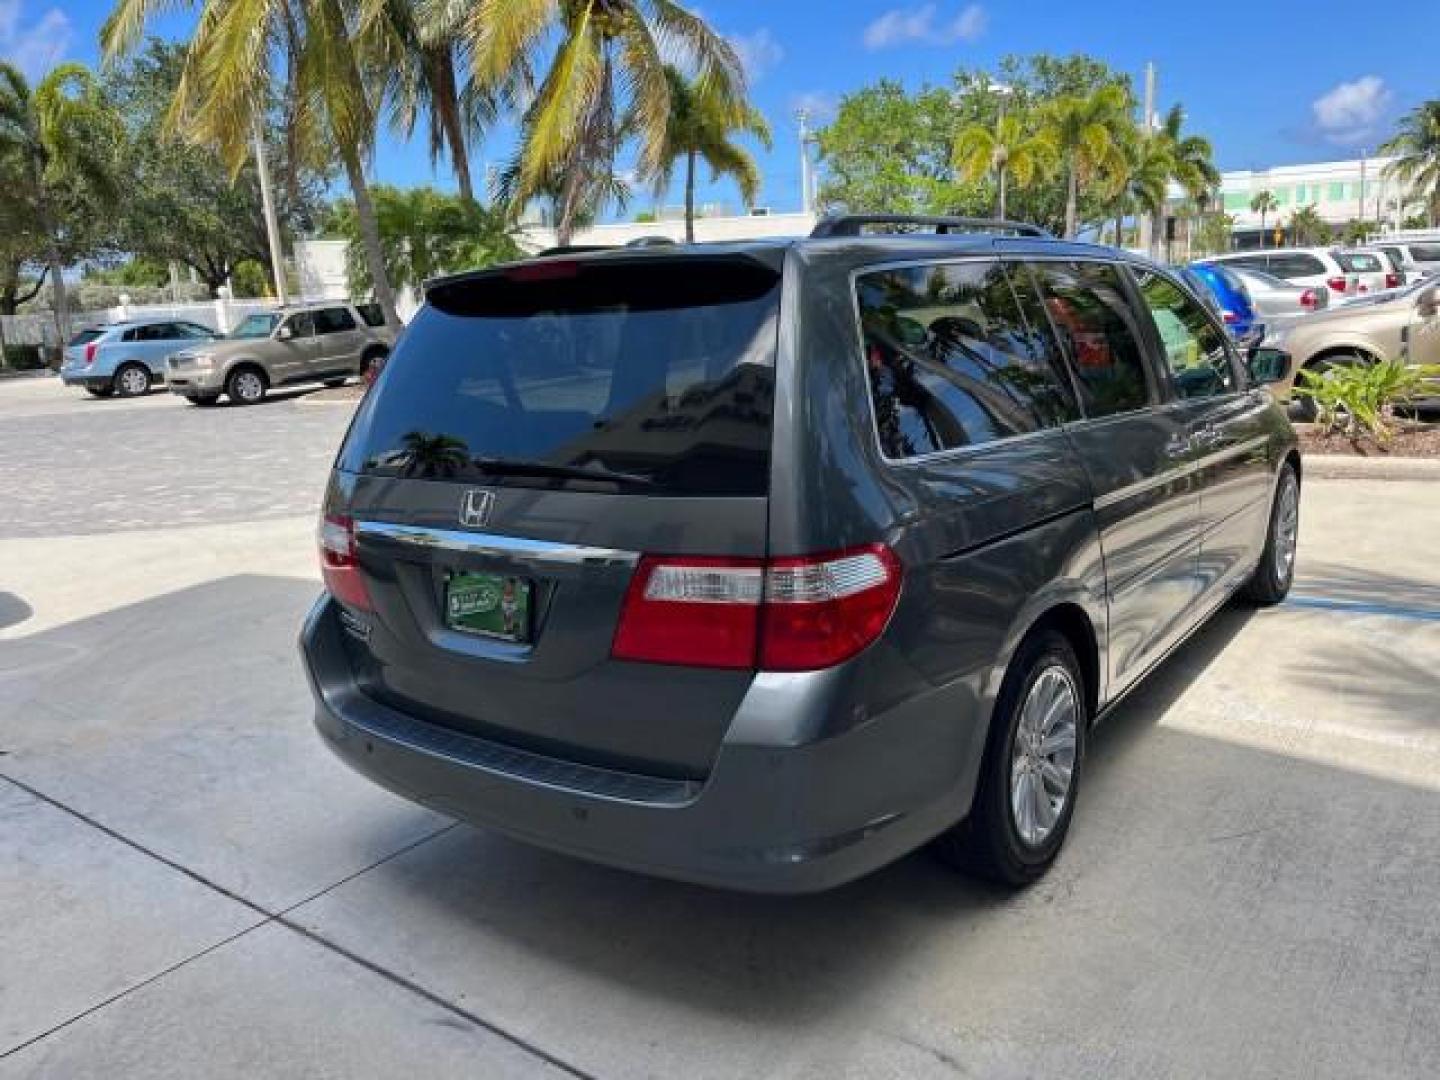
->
left=469, top=457, right=655, bottom=488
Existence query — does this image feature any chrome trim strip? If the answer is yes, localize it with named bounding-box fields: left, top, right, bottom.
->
left=354, top=521, right=639, bottom=567
left=1092, top=433, right=1269, bottom=512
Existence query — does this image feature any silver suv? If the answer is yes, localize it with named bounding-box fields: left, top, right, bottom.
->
left=166, top=301, right=397, bottom=406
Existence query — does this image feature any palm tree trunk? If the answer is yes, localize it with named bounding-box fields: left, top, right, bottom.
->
left=1065, top=164, right=1079, bottom=239
left=341, top=146, right=400, bottom=328
left=555, top=160, right=583, bottom=247
left=426, top=50, right=473, bottom=203
left=997, top=166, right=1007, bottom=219
left=1260, top=211, right=1267, bottom=248
left=684, top=150, right=696, bottom=243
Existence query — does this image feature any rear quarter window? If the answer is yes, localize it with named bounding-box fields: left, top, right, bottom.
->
left=339, top=256, right=780, bottom=496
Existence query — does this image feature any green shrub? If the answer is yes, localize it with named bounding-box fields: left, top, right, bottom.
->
left=0, top=345, right=44, bottom=370
left=1295, top=358, right=1440, bottom=443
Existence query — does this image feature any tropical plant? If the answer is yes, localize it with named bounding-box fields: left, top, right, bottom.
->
left=1156, top=103, right=1218, bottom=254
left=1341, top=218, right=1371, bottom=245
left=1039, top=84, right=1131, bottom=238
left=327, top=185, right=523, bottom=295
left=1250, top=189, right=1279, bottom=246
left=0, top=62, right=120, bottom=341
left=1193, top=211, right=1234, bottom=257
left=646, top=65, right=770, bottom=241
left=1380, top=101, right=1440, bottom=227
left=462, top=0, right=744, bottom=245
left=1287, top=204, right=1329, bottom=246
left=1294, top=358, right=1440, bottom=443
left=1103, top=127, right=1172, bottom=249
left=102, top=0, right=403, bottom=326
left=952, top=107, right=1056, bottom=219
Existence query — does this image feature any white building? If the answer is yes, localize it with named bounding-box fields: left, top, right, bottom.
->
left=1212, top=155, right=1422, bottom=246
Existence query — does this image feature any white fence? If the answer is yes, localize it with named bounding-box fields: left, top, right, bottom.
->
left=1, top=296, right=331, bottom=350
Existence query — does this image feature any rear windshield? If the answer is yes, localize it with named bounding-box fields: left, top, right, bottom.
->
left=338, top=256, right=780, bottom=496
left=67, top=329, right=105, bottom=347
left=1336, top=252, right=1383, bottom=272
left=1410, top=244, right=1440, bottom=263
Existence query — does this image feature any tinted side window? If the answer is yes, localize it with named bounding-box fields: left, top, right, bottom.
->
left=1409, top=244, right=1440, bottom=263
left=314, top=307, right=358, bottom=334
left=855, top=260, right=1079, bottom=459
left=283, top=312, right=316, bottom=337
left=1133, top=269, right=1237, bottom=399
left=1023, top=261, right=1152, bottom=418
left=355, top=302, right=385, bottom=327
left=1269, top=254, right=1325, bottom=279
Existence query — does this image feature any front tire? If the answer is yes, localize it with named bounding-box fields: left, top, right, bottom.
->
left=934, top=629, right=1087, bottom=886
left=226, top=367, right=267, bottom=406
left=113, top=363, right=151, bottom=398
left=1243, top=464, right=1299, bottom=605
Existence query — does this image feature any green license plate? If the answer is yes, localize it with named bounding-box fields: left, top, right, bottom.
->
left=443, top=571, right=532, bottom=642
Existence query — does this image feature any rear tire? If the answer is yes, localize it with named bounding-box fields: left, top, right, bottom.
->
left=323, top=377, right=348, bottom=388
left=113, top=363, right=151, bottom=398
left=934, top=629, right=1087, bottom=887
left=1243, top=464, right=1299, bottom=606
left=226, top=366, right=267, bottom=406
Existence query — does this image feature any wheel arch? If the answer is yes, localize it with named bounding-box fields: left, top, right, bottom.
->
left=1023, top=604, right=1101, bottom=725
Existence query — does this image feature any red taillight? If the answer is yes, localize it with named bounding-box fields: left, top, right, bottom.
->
left=84, top=342, right=98, bottom=365
left=1300, top=289, right=1318, bottom=310
left=612, top=544, right=903, bottom=672
left=1221, top=310, right=1238, bottom=324
left=1327, top=276, right=1348, bottom=293
left=318, top=513, right=373, bottom=610
left=1385, top=272, right=1401, bottom=289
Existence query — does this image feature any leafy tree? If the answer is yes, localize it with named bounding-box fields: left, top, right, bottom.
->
left=1287, top=204, right=1329, bottom=246
left=952, top=106, right=1056, bottom=219
left=103, top=0, right=403, bottom=326
left=646, top=65, right=770, bottom=242
left=0, top=63, right=120, bottom=340
left=102, top=39, right=324, bottom=297
left=463, top=0, right=744, bottom=245
left=1380, top=101, right=1440, bottom=227
left=1250, top=190, right=1279, bottom=246
left=1104, top=127, right=1172, bottom=248
left=1341, top=218, right=1370, bottom=245
left=1040, top=84, right=1131, bottom=238
left=1155, top=104, right=1218, bottom=253
left=326, top=185, right=522, bottom=295
left=1193, top=212, right=1234, bottom=257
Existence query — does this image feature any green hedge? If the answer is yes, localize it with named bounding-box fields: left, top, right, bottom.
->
left=1, top=345, right=45, bottom=370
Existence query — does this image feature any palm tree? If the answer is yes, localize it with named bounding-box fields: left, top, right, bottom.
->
left=952, top=109, right=1056, bottom=220
left=1105, top=128, right=1172, bottom=251
left=1039, top=84, right=1131, bottom=239
left=1380, top=101, right=1440, bottom=226
left=1287, top=204, right=1329, bottom=246
left=462, top=0, right=744, bottom=245
left=647, top=65, right=770, bottom=242
left=1250, top=189, right=1279, bottom=247
left=102, top=0, right=403, bottom=327
left=1157, top=104, right=1218, bottom=257
left=0, top=63, right=119, bottom=343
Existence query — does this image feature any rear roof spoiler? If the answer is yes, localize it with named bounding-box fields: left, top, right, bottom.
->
left=811, top=214, right=1051, bottom=239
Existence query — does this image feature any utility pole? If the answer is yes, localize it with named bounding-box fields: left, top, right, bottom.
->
left=252, top=120, right=289, bottom=305
left=1358, top=148, right=1368, bottom=233
left=1137, top=62, right=1156, bottom=256
left=797, top=108, right=813, bottom=216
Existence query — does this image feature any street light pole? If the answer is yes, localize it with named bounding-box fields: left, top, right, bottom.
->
left=252, top=119, right=289, bottom=305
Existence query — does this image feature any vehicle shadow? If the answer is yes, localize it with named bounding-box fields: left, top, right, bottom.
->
left=1294, top=560, right=1440, bottom=608
left=0, top=591, right=32, bottom=631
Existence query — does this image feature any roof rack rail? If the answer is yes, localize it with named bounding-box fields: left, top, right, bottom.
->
left=810, top=214, right=1051, bottom=239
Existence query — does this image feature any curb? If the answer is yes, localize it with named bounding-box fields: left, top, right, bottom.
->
left=1302, top=453, right=1440, bottom=481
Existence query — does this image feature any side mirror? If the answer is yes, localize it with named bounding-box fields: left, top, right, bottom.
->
left=1416, top=286, right=1438, bottom=318
left=276, top=325, right=294, bottom=341
left=1247, top=347, right=1290, bottom=386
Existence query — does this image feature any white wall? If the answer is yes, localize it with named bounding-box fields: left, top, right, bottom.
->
left=516, top=211, right=818, bottom=252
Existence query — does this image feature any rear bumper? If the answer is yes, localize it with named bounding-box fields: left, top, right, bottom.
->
left=60, top=372, right=112, bottom=389
left=300, top=595, right=981, bottom=893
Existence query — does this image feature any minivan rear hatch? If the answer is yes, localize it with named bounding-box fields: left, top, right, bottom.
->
left=331, top=252, right=783, bottom=779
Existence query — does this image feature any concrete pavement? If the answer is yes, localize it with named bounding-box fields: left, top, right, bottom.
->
left=2, top=377, right=1438, bottom=1078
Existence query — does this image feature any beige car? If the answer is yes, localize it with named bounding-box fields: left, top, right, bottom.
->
left=1259, top=279, right=1440, bottom=418
left=166, top=301, right=398, bottom=406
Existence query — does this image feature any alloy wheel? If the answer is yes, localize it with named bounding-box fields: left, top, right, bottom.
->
left=1009, top=665, right=1079, bottom=847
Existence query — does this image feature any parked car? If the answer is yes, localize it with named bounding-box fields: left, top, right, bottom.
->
left=1181, top=262, right=1262, bottom=347
left=1364, top=240, right=1440, bottom=281
left=60, top=319, right=220, bottom=398
left=1334, top=249, right=1398, bottom=295
left=300, top=215, right=1300, bottom=893
left=1225, top=266, right=1329, bottom=320
left=1205, top=248, right=1368, bottom=299
left=1359, top=243, right=1429, bottom=285
left=166, top=301, right=396, bottom=406
left=1259, top=277, right=1440, bottom=418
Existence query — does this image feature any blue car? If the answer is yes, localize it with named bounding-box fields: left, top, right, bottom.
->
left=60, top=319, right=221, bottom=398
left=1182, top=263, right=1263, bottom=349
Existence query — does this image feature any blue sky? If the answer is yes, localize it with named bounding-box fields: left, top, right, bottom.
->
left=9, top=0, right=1440, bottom=216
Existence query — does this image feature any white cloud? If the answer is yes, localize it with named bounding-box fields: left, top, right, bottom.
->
left=0, top=0, right=71, bottom=80
left=790, top=91, right=839, bottom=124
left=729, top=27, right=784, bottom=81
left=862, top=3, right=986, bottom=50
left=1311, top=76, right=1392, bottom=145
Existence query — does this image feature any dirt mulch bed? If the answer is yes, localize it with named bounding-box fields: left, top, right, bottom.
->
left=302, top=383, right=367, bottom=403
left=1296, top=422, right=1440, bottom=458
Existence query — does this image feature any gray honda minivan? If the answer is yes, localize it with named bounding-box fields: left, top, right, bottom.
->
left=300, top=216, right=1299, bottom=893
